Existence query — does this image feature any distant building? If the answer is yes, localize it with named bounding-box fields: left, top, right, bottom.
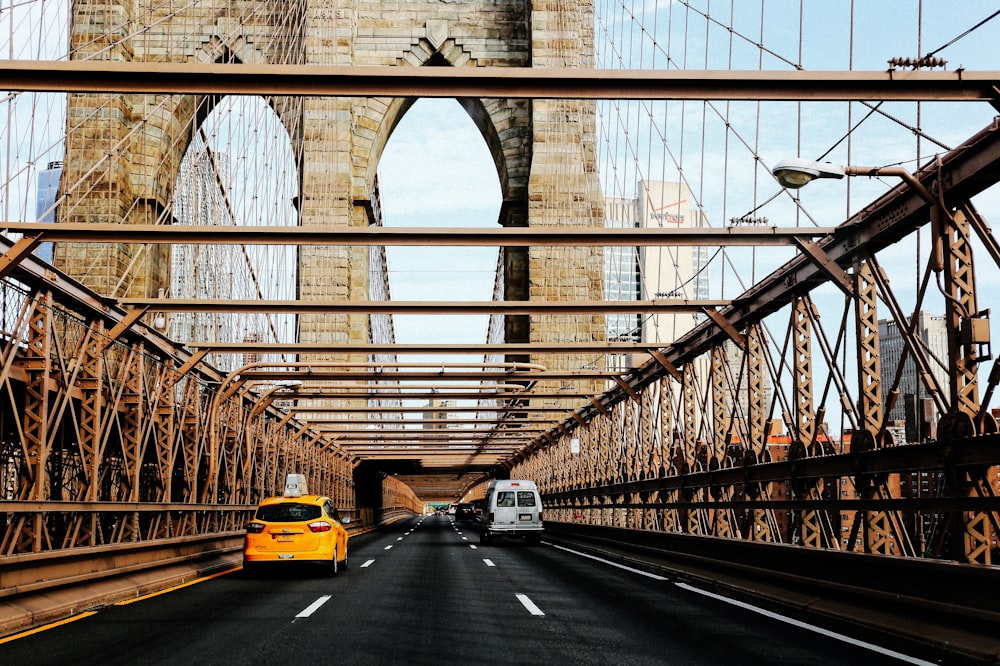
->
left=604, top=195, right=641, bottom=342
left=604, top=180, right=709, bottom=344
left=604, top=181, right=768, bottom=432
left=423, top=399, right=458, bottom=429
left=34, top=161, right=62, bottom=263
left=877, top=312, right=949, bottom=442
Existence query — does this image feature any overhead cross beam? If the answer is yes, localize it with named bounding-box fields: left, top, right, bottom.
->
left=1, top=61, right=996, bottom=101
left=0, top=223, right=837, bottom=245
left=115, top=298, right=729, bottom=314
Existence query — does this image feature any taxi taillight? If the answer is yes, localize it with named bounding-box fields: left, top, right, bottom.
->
left=246, top=522, right=265, bottom=534
left=308, top=521, right=332, bottom=533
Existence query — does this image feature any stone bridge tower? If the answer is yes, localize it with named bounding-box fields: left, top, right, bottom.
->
left=58, top=1, right=605, bottom=377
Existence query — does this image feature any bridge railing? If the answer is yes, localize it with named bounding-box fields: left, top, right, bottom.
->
left=514, top=120, right=1000, bottom=567
left=0, top=257, right=359, bottom=557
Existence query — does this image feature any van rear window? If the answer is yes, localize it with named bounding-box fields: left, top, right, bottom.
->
left=517, top=491, right=536, bottom=507
left=497, top=492, right=515, bottom=507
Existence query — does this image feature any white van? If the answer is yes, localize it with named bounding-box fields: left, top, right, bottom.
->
left=479, top=479, right=543, bottom=544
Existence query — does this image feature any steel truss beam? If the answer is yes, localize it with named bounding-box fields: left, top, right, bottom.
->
left=0, top=223, right=838, bottom=245
left=117, top=299, right=729, bottom=314
left=513, top=122, right=1000, bottom=565
left=187, top=342, right=665, bottom=355
left=1, top=61, right=996, bottom=101
left=570, top=121, right=1000, bottom=429
left=0, top=282, right=367, bottom=555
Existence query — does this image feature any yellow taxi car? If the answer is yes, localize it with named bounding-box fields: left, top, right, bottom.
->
left=243, top=476, right=350, bottom=575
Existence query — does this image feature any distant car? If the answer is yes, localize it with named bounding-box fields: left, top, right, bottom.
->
left=243, top=480, right=350, bottom=575
left=447, top=503, right=457, bottom=515
left=454, top=502, right=476, bottom=521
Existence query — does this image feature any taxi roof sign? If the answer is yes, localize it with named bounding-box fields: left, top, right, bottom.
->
left=284, top=473, right=308, bottom=497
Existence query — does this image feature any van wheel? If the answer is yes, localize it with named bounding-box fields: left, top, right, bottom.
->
left=527, top=533, right=542, bottom=545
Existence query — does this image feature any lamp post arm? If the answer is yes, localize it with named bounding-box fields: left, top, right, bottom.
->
left=842, top=166, right=935, bottom=206
left=843, top=165, right=945, bottom=272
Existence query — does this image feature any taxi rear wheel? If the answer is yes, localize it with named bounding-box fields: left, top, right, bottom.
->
left=328, top=546, right=339, bottom=576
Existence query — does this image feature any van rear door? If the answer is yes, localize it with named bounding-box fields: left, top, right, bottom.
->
left=516, top=490, right=540, bottom=526
left=493, top=490, right=518, bottom=526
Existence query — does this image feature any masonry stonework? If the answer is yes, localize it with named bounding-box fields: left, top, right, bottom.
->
left=58, top=0, right=605, bottom=392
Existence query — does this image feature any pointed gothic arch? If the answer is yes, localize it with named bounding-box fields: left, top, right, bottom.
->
left=351, top=34, right=531, bottom=208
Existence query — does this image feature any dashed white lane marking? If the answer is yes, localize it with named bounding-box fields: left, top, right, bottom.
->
left=551, top=544, right=668, bottom=581
left=483, top=559, right=496, bottom=567
left=384, top=545, right=393, bottom=550
left=361, top=559, right=375, bottom=568
left=296, top=595, right=331, bottom=618
left=469, top=544, right=478, bottom=550
left=674, top=583, right=934, bottom=665
left=461, top=536, right=468, bottom=540
left=397, top=537, right=404, bottom=541
left=516, top=593, right=545, bottom=616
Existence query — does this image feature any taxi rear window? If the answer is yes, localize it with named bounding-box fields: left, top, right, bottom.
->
left=256, top=503, right=322, bottom=522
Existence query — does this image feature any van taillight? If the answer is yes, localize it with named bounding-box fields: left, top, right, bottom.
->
left=246, top=522, right=265, bottom=534
left=538, top=510, right=543, bottom=520
left=308, top=521, right=332, bottom=533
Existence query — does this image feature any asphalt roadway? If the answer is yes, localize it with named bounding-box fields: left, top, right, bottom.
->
left=0, top=514, right=937, bottom=665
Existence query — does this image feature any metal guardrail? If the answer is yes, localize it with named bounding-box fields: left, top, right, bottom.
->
left=543, top=521, right=1000, bottom=663
left=0, top=532, right=245, bottom=600
left=0, top=532, right=244, bottom=636
left=0, top=508, right=416, bottom=636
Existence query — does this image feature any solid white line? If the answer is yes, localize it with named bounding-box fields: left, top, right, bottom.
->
left=516, top=593, right=545, bottom=616
left=361, top=559, right=375, bottom=568
left=550, top=544, right=669, bottom=581
left=384, top=545, right=393, bottom=550
left=674, top=582, right=936, bottom=666
left=296, top=595, right=331, bottom=618
left=483, top=558, right=496, bottom=567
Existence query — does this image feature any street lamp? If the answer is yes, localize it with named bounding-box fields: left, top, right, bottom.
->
left=771, top=158, right=846, bottom=189
left=772, top=157, right=940, bottom=268
left=771, top=158, right=934, bottom=205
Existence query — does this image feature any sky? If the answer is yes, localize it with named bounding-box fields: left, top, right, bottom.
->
left=377, top=99, right=502, bottom=349
left=373, top=3, right=1000, bottom=431
left=3, top=1, right=1000, bottom=426
left=375, top=5, right=1000, bottom=338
